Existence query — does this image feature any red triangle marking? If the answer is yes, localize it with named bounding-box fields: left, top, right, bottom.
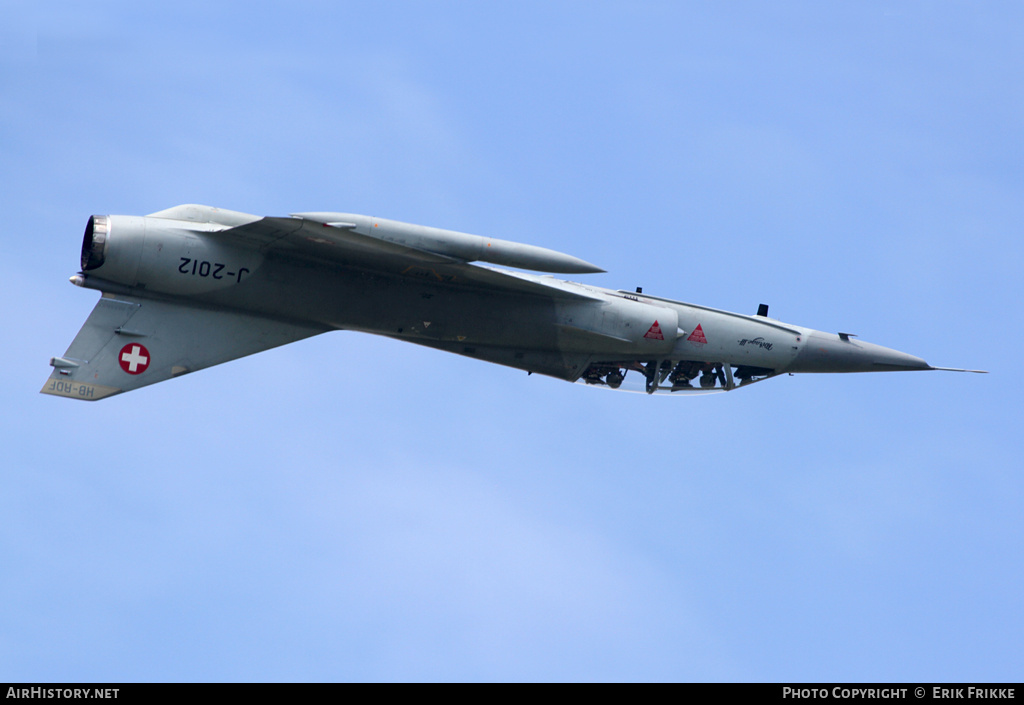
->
left=643, top=320, right=664, bottom=340
left=686, top=324, right=707, bottom=344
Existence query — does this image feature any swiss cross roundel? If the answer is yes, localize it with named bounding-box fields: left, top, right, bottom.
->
left=118, top=343, right=151, bottom=375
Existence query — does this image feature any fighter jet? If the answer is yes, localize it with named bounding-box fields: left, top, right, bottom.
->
left=41, top=204, right=985, bottom=401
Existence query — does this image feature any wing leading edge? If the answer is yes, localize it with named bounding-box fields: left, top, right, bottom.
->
left=41, top=295, right=325, bottom=401
left=216, top=216, right=604, bottom=302
left=141, top=205, right=603, bottom=302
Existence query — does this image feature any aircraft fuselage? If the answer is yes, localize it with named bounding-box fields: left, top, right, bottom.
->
left=45, top=206, right=977, bottom=401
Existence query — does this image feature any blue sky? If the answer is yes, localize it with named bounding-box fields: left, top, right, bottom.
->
left=2, top=1, right=1021, bottom=682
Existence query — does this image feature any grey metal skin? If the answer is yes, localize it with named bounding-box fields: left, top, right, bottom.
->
left=42, top=204, right=984, bottom=401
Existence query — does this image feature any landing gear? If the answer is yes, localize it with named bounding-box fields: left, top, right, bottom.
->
left=669, top=361, right=701, bottom=390
left=579, top=360, right=775, bottom=393
left=582, top=364, right=626, bottom=389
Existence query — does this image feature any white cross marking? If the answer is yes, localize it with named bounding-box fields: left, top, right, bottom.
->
left=121, top=345, right=148, bottom=372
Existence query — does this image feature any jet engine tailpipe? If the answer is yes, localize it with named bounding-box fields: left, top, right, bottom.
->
left=81, top=215, right=109, bottom=271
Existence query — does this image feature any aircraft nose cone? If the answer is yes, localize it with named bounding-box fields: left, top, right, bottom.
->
left=789, top=332, right=930, bottom=373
